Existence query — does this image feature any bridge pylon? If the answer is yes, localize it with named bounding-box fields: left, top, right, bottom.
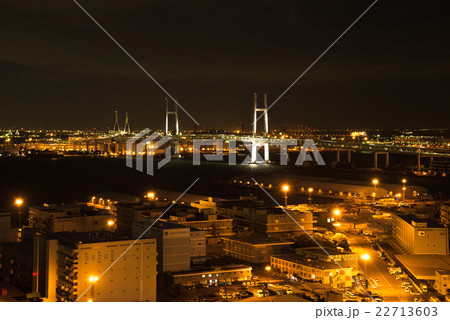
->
left=113, top=110, right=121, bottom=133
left=253, top=93, right=269, bottom=137
left=165, top=98, right=179, bottom=136
left=123, top=112, right=131, bottom=134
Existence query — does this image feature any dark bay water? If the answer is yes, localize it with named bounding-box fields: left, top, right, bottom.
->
left=0, top=151, right=448, bottom=212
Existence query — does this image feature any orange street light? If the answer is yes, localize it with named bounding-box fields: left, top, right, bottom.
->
left=282, top=184, right=290, bottom=207
left=372, top=179, right=379, bottom=196
left=15, top=198, right=24, bottom=227
left=360, top=253, right=370, bottom=261
left=333, top=208, right=341, bottom=224
left=146, top=192, right=155, bottom=200
left=107, top=220, right=115, bottom=227
left=265, top=266, right=271, bottom=272
left=308, top=188, right=314, bottom=207
left=402, top=179, right=407, bottom=200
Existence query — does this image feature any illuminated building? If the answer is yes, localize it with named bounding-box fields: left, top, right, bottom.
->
left=434, top=270, right=450, bottom=296
left=196, top=196, right=314, bottom=239
left=295, top=247, right=359, bottom=276
left=222, top=236, right=294, bottom=264
left=29, top=203, right=115, bottom=234
left=270, top=255, right=353, bottom=288
left=45, top=231, right=157, bottom=302
left=392, top=213, right=449, bottom=254
left=167, top=213, right=233, bottom=245
left=167, top=265, right=252, bottom=287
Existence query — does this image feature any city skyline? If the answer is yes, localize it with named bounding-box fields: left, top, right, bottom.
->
left=1, top=0, right=450, bottom=310
left=1, top=0, right=449, bottom=130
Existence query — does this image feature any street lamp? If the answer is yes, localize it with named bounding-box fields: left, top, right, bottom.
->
left=308, top=188, right=314, bottom=207
left=372, top=179, right=378, bottom=199
left=361, top=253, right=370, bottom=261
left=402, top=179, right=407, bottom=200
left=146, top=192, right=155, bottom=200
left=15, top=198, right=23, bottom=227
left=282, top=184, right=290, bottom=208
left=265, top=266, right=271, bottom=272
left=333, top=208, right=341, bottom=224
left=89, top=275, right=98, bottom=302
left=107, top=220, right=115, bottom=228
left=360, top=254, right=370, bottom=287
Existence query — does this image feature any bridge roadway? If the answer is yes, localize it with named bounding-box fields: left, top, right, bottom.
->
left=25, top=132, right=450, bottom=159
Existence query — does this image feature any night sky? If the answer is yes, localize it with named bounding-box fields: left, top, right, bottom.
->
left=1, top=0, right=449, bottom=130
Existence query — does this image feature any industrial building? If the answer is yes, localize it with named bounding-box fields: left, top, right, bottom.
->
left=270, top=255, right=353, bottom=289
left=295, top=247, right=359, bottom=275
left=167, top=265, right=252, bottom=287
left=167, top=212, right=233, bottom=244
left=222, top=236, right=294, bottom=264
left=434, top=270, right=450, bottom=296
left=392, top=213, right=449, bottom=254
left=192, top=196, right=315, bottom=240
left=28, top=203, right=116, bottom=234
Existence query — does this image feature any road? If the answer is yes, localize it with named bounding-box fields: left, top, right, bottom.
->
left=346, top=233, right=414, bottom=302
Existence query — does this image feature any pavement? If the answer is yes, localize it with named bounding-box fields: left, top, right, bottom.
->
left=346, top=233, right=416, bottom=302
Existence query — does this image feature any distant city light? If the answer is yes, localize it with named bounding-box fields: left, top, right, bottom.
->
left=147, top=192, right=155, bottom=199
left=15, top=198, right=23, bottom=206
left=107, top=220, right=115, bottom=227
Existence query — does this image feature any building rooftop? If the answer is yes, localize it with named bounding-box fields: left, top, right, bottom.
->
left=396, top=254, right=450, bottom=280
left=396, top=214, right=444, bottom=228
left=436, top=269, right=450, bottom=275
left=29, top=203, right=109, bottom=217
left=224, top=235, right=294, bottom=246
left=51, top=231, right=129, bottom=246
left=91, top=192, right=140, bottom=204
left=30, top=203, right=81, bottom=213
left=151, top=220, right=189, bottom=230
left=297, top=246, right=355, bottom=256
left=273, top=254, right=351, bottom=271
left=168, top=264, right=252, bottom=276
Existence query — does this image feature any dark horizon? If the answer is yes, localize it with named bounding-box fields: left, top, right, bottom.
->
left=1, top=0, right=449, bottom=130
